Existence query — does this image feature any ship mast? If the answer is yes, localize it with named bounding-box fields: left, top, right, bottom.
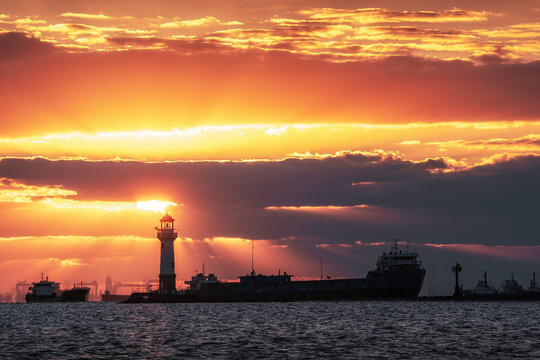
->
left=320, top=256, right=323, bottom=280
left=251, top=239, right=255, bottom=276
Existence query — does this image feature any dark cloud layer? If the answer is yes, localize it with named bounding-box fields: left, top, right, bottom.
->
left=107, top=36, right=232, bottom=54
left=0, top=32, right=56, bottom=61
left=1, top=153, right=538, bottom=245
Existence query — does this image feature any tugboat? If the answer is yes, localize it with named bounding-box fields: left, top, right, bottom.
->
left=25, top=274, right=90, bottom=303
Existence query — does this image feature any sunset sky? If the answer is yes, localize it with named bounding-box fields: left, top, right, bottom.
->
left=1, top=0, right=539, bottom=297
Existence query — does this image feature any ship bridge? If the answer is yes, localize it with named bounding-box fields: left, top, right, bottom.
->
left=376, top=240, right=422, bottom=272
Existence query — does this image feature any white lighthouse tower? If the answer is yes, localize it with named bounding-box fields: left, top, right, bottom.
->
left=156, top=214, right=178, bottom=294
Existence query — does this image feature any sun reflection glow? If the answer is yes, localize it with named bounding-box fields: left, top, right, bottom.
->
left=136, top=200, right=176, bottom=213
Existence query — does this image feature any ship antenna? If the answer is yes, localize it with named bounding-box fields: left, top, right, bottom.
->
left=320, top=256, right=323, bottom=281
left=251, top=239, right=255, bottom=276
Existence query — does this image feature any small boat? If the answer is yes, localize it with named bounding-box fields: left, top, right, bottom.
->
left=101, top=290, right=129, bottom=302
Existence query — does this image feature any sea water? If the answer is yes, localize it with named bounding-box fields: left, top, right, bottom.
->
left=0, top=301, right=539, bottom=359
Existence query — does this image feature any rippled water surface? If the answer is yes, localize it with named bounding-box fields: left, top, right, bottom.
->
left=1, top=301, right=539, bottom=359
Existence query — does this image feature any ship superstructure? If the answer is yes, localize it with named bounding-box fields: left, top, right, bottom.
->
left=499, top=273, right=523, bottom=294
left=528, top=272, right=540, bottom=293
left=468, top=271, right=498, bottom=295
left=27, top=275, right=61, bottom=300
left=376, top=241, right=422, bottom=272
left=185, top=272, right=220, bottom=291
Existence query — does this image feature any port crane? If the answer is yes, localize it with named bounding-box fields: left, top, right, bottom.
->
left=15, top=281, right=32, bottom=303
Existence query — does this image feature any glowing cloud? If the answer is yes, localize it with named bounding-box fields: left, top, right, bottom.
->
left=265, top=205, right=368, bottom=211
left=43, top=199, right=139, bottom=211
left=136, top=200, right=176, bottom=213
left=0, top=178, right=76, bottom=203
left=0, top=178, right=175, bottom=213
left=160, top=16, right=242, bottom=28
left=299, top=8, right=491, bottom=24
left=59, top=13, right=114, bottom=20
left=39, top=198, right=176, bottom=213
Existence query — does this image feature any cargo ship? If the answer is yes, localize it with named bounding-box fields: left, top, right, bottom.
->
left=25, top=274, right=89, bottom=303
left=124, top=240, right=426, bottom=303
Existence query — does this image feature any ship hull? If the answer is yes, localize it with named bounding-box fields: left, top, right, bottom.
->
left=124, top=287, right=423, bottom=303
left=101, top=293, right=130, bottom=302
left=61, top=288, right=90, bottom=302
left=460, top=292, right=540, bottom=300
left=25, top=288, right=89, bottom=303
left=123, top=268, right=426, bottom=303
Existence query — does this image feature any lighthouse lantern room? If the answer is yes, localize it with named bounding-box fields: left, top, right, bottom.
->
left=156, top=214, right=178, bottom=294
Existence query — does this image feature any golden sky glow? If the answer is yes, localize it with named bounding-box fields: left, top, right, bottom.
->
left=0, top=121, right=539, bottom=164
left=136, top=200, right=176, bottom=213
left=0, top=0, right=539, bottom=297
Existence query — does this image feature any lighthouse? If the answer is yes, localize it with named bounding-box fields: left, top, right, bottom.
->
left=156, top=214, right=178, bottom=294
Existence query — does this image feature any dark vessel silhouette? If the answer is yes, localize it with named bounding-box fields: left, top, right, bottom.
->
left=25, top=274, right=89, bottom=303
left=124, top=239, right=426, bottom=303
left=458, top=270, right=540, bottom=300
left=464, top=271, right=497, bottom=295
left=101, top=290, right=130, bottom=302
left=528, top=272, right=540, bottom=293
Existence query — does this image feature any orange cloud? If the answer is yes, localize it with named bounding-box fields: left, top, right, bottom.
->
left=0, top=6, right=536, bottom=62
left=475, top=22, right=540, bottom=38
left=427, top=134, right=540, bottom=152
left=59, top=13, right=115, bottom=20
left=42, top=198, right=167, bottom=212
left=23, top=23, right=122, bottom=34
left=0, top=178, right=76, bottom=202
left=352, top=26, right=476, bottom=43
left=265, top=205, right=368, bottom=211
left=424, top=243, right=540, bottom=261
left=298, top=8, right=491, bottom=24
left=160, top=16, right=242, bottom=28
left=0, top=177, right=177, bottom=215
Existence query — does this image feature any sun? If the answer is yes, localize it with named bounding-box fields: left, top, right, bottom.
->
left=136, top=200, right=176, bottom=213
